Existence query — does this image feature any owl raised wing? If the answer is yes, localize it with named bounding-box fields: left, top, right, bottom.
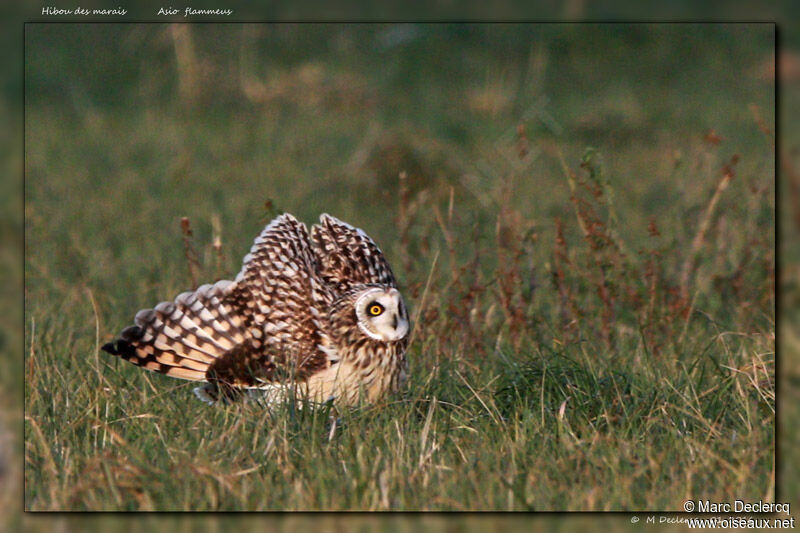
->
left=310, top=213, right=398, bottom=291
left=103, top=214, right=334, bottom=401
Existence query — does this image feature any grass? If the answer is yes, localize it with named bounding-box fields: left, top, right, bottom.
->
left=24, top=23, right=775, bottom=511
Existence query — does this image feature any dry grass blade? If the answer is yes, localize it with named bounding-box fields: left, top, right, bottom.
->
left=679, top=155, right=738, bottom=301
left=408, top=249, right=439, bottom=347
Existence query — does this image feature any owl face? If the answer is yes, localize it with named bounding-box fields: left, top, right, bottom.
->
left=354, top=287, right=409, bottom=342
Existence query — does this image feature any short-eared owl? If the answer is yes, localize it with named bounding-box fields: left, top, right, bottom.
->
left=102, top=213, right=410, bottom=406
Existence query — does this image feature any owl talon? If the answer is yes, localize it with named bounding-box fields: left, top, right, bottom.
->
left=193, top=384, right=218, bottom=405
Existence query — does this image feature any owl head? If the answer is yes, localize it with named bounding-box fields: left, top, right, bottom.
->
left=354, top=287, right=409, bottom=342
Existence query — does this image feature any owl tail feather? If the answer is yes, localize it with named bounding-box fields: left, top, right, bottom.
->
left=102, top=279, right=250, bottom=384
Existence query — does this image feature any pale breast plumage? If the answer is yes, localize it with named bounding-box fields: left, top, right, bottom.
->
left=103, top=213, right=410, bottom=406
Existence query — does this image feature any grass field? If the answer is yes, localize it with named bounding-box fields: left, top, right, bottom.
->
left=24, top=24, right=775, bottom=511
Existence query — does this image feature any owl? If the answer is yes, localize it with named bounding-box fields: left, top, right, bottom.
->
left=102, top=213, right=410, bottom=406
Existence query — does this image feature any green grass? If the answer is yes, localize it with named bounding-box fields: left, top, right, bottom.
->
left=24, top=23, right=775, bottom=511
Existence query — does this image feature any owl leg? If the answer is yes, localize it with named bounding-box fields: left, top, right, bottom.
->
left=192, top=381, right=245, bottom=405
left=193, top=383, right=218, bottom=405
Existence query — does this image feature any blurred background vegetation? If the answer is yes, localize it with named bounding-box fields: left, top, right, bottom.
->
left=24, top=23, right=774, bottom=298
left=8, top=14, right=791, bottom=530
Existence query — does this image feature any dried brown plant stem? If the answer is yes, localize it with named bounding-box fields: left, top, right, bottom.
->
left=180, top=216, right=200, bottom=290
left=397, top=171, right=411, bottom=274
left=679, top=157, right=738, bottom=302
left=558, top=152, right=590, bottom=240
left=493, top=175, right=528, bottom=350
left=211, top=213, right=225, bottom=281
left=552, top=217, right=575, bottom=331
left=408, top=250, right=440, bottom=348
left=170, top=24, right=198, bottom=105
left=781, top=151, right=800, bottom=231
left=433, top=202, right=459, bottom=286
left=748, top=104, right=774, bottom=151
left=557, top=149, right=619, bottom=346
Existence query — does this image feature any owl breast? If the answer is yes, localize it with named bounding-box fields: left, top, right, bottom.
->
left=305, top=336, right=408, bottom=405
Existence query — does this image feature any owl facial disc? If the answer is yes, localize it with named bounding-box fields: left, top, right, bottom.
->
left=355, top=287, right=409, bottom=342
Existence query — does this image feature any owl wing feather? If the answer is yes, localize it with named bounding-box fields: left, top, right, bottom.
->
left=310, top=213, right=398, bottom=291
left=103, top=213, right=334, bottom=392
left=103, top=279, right=252, bottom=382
left=227, top=213, right=334, bottom=380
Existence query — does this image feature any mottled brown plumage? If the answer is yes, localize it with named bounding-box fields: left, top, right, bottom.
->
left=103, top=213, right=410, bottom=406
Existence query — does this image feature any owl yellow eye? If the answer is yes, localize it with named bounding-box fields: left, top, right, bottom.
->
left=368, top=303, right=384, bottom=316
